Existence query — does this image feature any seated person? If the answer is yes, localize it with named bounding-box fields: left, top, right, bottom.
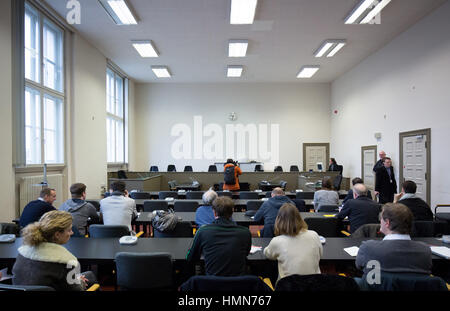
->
left=186, top=197, right=251, bottom=276
left=343, top=177, right=373, bottom=204
left=59, top=183, right=100, bottom=236
left=313, top=177, right=339, bottom=211
left=337, top=183, right=380, bottom=233
left=12, top=211, right=97, bottom=290
left=355, top=203, right=432, bottom=284
left=394, top=180, right=433, bottom=221
left=264, top=203, right=323, bottom=282
left=253, top=187, right=294, bottom=237
left=195, top=189, right=218, bottom=227
left=19, top=188, right=57, bottom=228
left=99, top=181, right=137, bottom=231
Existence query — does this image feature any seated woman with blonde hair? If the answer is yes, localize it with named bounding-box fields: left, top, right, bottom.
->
left=12, top=210, right=96, bottom=290
left=264, top=203, right=323, bottom=282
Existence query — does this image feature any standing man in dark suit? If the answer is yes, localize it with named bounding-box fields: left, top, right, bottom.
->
left=375, top=157, right=397, bottom=204
left=19, top=188, right=57, bottom=228
left=373, top=150, right=386, bottom=173
left=337, top=184, right=380, bottom=233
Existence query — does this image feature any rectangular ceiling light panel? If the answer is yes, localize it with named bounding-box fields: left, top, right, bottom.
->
left=228, top=40, right=249, bottom=57
left=230, top=0, right=258, bottom=24
left=99, top=0, right=138, bottom=25
left=296, top=66, right=320, bottom=78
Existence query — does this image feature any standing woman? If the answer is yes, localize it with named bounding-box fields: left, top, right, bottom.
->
left=264, top=203, right=323, bottom=282
left=12, top=210, right=96, bottom=290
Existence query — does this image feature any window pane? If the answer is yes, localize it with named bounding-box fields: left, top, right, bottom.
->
left=106, top=117, right=114, bottom=162
left=25, top=87, right=41, bottom=164
left=43, top=19, right=63, bottom=92
left=43, top=94, right=64, bottom=163
left=115, top=76, right=123, bottom=117
left=24, top=4, right=40, bottom=83
left=116, top=120, right=124, bottom=162
left=106, top=69, right=115, bottom=114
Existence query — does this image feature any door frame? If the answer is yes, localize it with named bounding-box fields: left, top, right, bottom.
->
left=361, top=145, right=377, bottom=185
left=399, top=128, right=431, bottom=205
left=302, top=143, right=330, bottom=172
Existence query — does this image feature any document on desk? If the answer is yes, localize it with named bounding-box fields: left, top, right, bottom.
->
left=343, top=246, right=359, bottom=257
left=250, top=246, right=262, bottom=254
left=430, top=246, right=450, bottom=259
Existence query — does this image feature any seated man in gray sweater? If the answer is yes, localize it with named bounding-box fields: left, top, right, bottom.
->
left=59, top=183, right=100, bottom=236
left=355, top=203, right=432, bottom=286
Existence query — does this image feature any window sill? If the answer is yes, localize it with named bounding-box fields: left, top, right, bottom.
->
left=14, top=164, right=66, bottom=174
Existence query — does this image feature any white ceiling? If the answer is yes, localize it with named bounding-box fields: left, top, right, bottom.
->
left=45, top=0, right=447, bottom=83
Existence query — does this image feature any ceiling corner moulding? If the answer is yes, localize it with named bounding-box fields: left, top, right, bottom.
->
left=228, top=40, right=249, bottom=57
left=230, top=0, right=258, bottom=24
left=314, top=40, right=347, bottom=58
left=296, top=66, right=320, bottom=79
left=227, top=65, right=243, bottom=77
left=344, top=0, right=392, bottom=24
left=99, top=0, right=138, bottom=25
left=152, top=66, right=171, bottom=78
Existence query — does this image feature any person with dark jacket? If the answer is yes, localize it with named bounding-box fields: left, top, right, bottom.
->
left=375, top=157, right=397, bottom=204
left=394, top=180, right=433, bottom=221
left=13, top=210, right=97, bottom=290
left=342, top=177, right=373, bottom=204
left=19, top=188, right=57, bottom=228
left=337, top=184, right=381, bottom=233
left=373, top=150, right=386, bottom=173
left=186, top=196, right=251, bottom=276
left=222, top=159, right=242, bottom=191
left=59, top=183, right=100, bottom=235
left=253, top=187, right=294, bottom=237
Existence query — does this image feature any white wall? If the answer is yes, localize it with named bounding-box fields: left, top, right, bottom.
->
left=134, top=83, right=331, bottom=172
left=0, top=0, right=15, bottom=222
left=331, top=1, right=450, bottom=207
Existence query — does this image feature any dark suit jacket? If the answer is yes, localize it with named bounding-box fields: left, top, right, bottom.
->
left=337, top=196, right=380, bottom=233
left=375, top=166, right=397, bottom=203
left=342, top=189, right=373, bottom=204
left=373, top=159, right=383, bottom=172
left=19, top=200, right=56, bottom=228
left=399, top=197, right=433, bottom=221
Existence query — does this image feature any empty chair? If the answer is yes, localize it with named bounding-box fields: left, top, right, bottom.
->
left=274, top=166, right=283, bottom=172
left=117, top=170, right=127, bottom=179
left=86, top=200, right=100, bottom=212
left=304, top=217, right=339, bottom=237
left=254, top=165, right=264, bottom=172
left=296, top=192, right=315, bottom=200
left=89, top=225, right=130, bottom=238
left=158, top=191, right=178, bottom=200
left=180, top=275, right=273, bottom=292
left=149, top=165, right=159, bottom=172
left=173, top=200, right=199, bottom=212
left=184, top=165, right=193, bottom=172
left=153, top=221, right=193, bottom=238
left=115, top=252, right=173, bottom=290
left=411, top=221, right=435, bottom=237
left=208, top=165, right=217, bottom=172
left=185, top=191, right=205, bottom=200
left=129, top=192, right=152, bottom=200
left=143, top=200, right=169, bottom=212
left=358, top=272, right=447, bottom=291
left=292, top=199, right=309, bottom=212
left=333, top=174, right=343, bottom=191
left=246, top=200, right=263, bottom=211
left=351, top=224, right=383, bottom=238
left=239, top=191, right=259, bottom=200
left=275, top=274, right=359, bottom=292
left=217, top=191, right=233, bottom=198
left=0, top=222, right=20, bottom=236
left=280, top=181, right=287, bottom=190
left=317, top=204, right=339, bottom=213
left=290, top=165, right=299, bottom=172
left=167, top=165, right=176, bottom=172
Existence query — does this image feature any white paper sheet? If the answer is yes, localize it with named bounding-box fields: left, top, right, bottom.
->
left=343, top=246, right=359, bottom=257
left=430, top=246, right=450, bottom=259
left=250, top=246, right=262, bottom=254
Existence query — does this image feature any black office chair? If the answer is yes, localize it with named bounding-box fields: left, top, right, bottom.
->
left=185, top=191, right=204, bottom=200
left=153, top=221, right=193, bottom=238
left=411, top=221, right=435, bottom=237
left=290, top=165, right=299, bottom=172
left=129, top=192, right=152, bottom=200
left=358, top=272, right=447, bottom=291
left=254, top=165, right=263, bottom=172
left=208, top=165, right=217, bottom=172
left=333, top=174, right=343, bottom=191
left=173, top=200, right=198, bottom=212
left=86, top=200, right=100, bottom=212
left=115, top=252, right=174, bottom=290
left=351, top=224, right=384, bottom=238
left=265, top=191, right=272, bottom=198
left=150, top=166, right=159, bottom=172
left=158, top=191, right=178, bottom=200
left=280, top=181, right=287, bottom=190
left=0, top=284, right=55, bottom=291
left=0, top=222, right=20, bottom=236
left=337, top=165, right=343, bottom=175
left=317, top=204, right=339, bottom=212
left=296, top=192, right=314, bottom=200
left=89, top=225, right=130, bottom=238
left=184, top=165, right=193, bottom=172
left=117, top=170, right=127, bottom=179
left=217, top=191, right=233, bottom=198
left=239, top=191, right=259, bottom=200
left=246, top=200, right=263, bottom=211
left=180, top=275, right=273, bottom=292
left=274, top=166, right=283, bottom=172
left=275, top=274, right=359, bottom=292
left=304, top=217, right=339, bottom=237
left=167, top=165, right=176, bottom=172
left=292, top=199, right=309, bottom=212
left=143, top=200, right=169, bottom=212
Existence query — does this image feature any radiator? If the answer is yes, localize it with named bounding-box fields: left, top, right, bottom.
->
left=19, top=174, right=64, bottom=214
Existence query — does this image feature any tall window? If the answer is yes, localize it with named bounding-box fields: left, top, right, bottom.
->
left=106, top=67, right=126, bottom=163
left=24, top=3, right=64, bottom=165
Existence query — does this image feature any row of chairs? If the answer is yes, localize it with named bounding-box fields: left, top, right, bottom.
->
left=149, top=165, right=302, bottom=172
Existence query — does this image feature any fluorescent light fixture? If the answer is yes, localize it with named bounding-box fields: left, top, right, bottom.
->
left=344, top=0, right=392, bottom=24
left=151, top=66, right=171, bottom=78
left=98, top=0, right=138, bottom=25
left=296, top=66, right=320, bottom=79
left=314, top=40, right=347, bottom=58
left=230, top=0, right=258, bottom=24
left=132, top=41, right=159, bottom=58
left=227, top=65, right=243, bottom=77
left=228, top=40, right=249, bottom=57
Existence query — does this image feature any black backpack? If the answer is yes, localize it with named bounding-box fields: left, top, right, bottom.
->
left=224, top=166, right=236, bottom=185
